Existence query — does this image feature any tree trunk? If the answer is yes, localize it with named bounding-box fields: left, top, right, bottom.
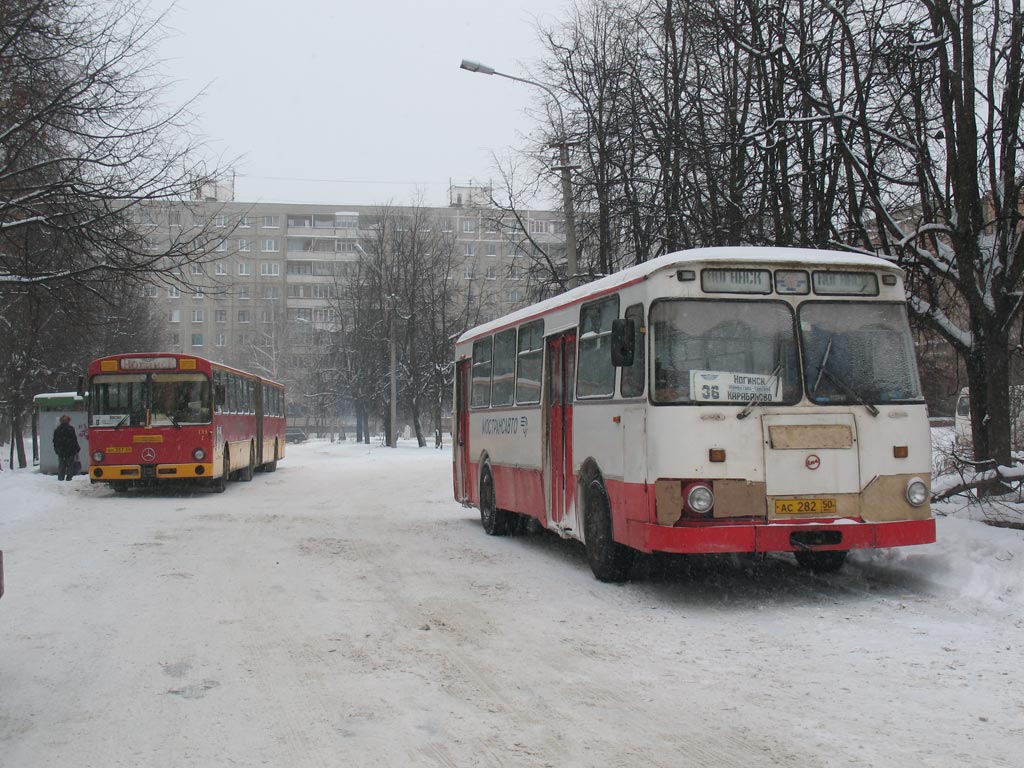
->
left=12, top=411, right=28, bottom=469
left=966, top=324, right=1013, bottom=469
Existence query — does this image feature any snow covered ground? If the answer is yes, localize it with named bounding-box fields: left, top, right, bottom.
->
left=1, top=437, right=1022, bottom=767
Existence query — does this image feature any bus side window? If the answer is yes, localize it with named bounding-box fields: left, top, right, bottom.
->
left=215, top=383, right=226, bottom=412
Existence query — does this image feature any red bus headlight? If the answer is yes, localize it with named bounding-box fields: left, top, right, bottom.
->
left=192, top=448, right=206, bottom=461
left=92, top=451, right=105, bottom=463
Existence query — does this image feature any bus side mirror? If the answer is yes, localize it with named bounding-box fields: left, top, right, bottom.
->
left=76, top=375, right=85, bottom=397
left=611, top=319, right=635, bottom=367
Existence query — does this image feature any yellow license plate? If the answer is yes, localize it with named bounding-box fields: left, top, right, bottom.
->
left=774, top=498, right=837, bottom=515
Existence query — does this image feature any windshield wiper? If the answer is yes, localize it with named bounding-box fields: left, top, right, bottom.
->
left=737, top=361, right=783, bottom=420
left=815, top=364, right=880, bottom=417
left=167, top=413, right=181, bottom=429
left=114, top=414, right=129, bottom=430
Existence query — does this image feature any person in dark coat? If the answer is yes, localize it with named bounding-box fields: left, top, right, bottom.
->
left=53, top=414, right=80, bottom=481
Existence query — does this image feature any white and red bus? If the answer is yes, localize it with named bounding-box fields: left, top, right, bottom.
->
left=85, top=353, right=286, bottom=492
left=453, top=247, right=935, bottom=581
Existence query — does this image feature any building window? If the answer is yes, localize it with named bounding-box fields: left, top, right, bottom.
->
left=288, top=214, right=313, bottom=228
left=193, top=288, right=204, bottom=299
left=214, top=214, right=227, bottom=227
left=463, top=265, right=474, bottom=280
left=216, top=333, right=226, bottom=347
left=462, top=219, right=476, bottom=233
left=260, top=310, right=273, bottom=323
left=239, top=215, right=251, bottom=228
left=529, top=219, right=550, bottom=234
left=190, top=263, right=202, bottom=275
left=169, top=211, right=182, bottom=227
left=191, top=333, right=203, bottom=347
left=485, top=266, right=497, bottom=280
left=214, top=239, right=227, bottom=252
left=191, top=309, right=204, bottom=323
left=214, top=262, right=226, bottom=275
left=260, top=262, right=281, bottom=277
left=238, top=310, right=250, bottom=323
left=261, top=239, right=279, bottom=252
left=169, top=332, right=180, bottom=346
left=464, top=243, right=475, bottom=257
left=238, top=263, right=251, bottom=276
left=168, top=309, right=180, bottom=323
left=238, top=286, right=251, bottom=300
left=215, top=309, right=227, bottom=323
left=238, top=239, right=251, bottom=252
left=262, top=286, right=281, bottom=301
left=142, top=285, right=158, bottom=298
left=167, top=286, right=180, bottom=298
left=262, top=215, right=279, bottom=228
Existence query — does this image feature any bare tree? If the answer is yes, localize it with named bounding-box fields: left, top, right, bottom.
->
left=1, top=0, right=233, bottom=459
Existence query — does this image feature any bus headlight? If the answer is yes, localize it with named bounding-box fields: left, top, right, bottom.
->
left=92, top=450, right=104, bottom=463
left=905, top=478, right=929, bottom=507
left=685, top=482, right=715, bottom=515
left=192, top=448, right=206, bottom=461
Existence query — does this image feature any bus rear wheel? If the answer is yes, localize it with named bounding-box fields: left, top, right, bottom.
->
left=479, top=465, right=510, bottom=536
left=584, top=478, right=635, bottom=583
left=795, top=549, right=848, bottom=573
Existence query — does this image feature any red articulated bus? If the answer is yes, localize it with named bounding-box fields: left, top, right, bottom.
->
left=86, top=353, right=286, bottom=492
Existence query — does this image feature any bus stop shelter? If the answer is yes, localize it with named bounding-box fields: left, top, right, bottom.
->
left=34, top=392, right=88, bottom=475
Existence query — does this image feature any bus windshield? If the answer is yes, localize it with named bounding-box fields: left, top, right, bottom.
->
left=800, top=302, right=922, bottom=405
left=652, top=300, right=801, bottom=404
left=90, top=373, right=212, bottom=427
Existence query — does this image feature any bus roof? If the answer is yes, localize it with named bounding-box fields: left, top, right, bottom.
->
left=457, top=246, right=900, bottom=345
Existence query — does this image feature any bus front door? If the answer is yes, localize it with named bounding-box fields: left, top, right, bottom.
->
left=546, top=332, right=576, bottom=530
left=454, top=359, right=471, bottom=504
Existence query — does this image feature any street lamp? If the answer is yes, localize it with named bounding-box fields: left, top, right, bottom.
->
left=459, top=58, right=579, bottom=289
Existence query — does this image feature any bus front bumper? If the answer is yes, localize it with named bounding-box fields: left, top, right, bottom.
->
left=90, top=463, right=215, bottom=482
left=631, top=517, right=936, bottom=555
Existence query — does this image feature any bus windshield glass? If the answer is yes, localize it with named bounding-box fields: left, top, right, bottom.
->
left=800, top=302, right=922, bottom=405
left=652, top=300, right=801, bottom=404
left=90, top=373, right=212, bottom=427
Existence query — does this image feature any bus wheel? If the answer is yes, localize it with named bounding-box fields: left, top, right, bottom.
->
left=479, top=465, right=510, bottom=536
left=584, top=478, right=635, bottom=583
left=239, top=443, right=255, bottom=482
left=210, top=448, right=229, bottom=493
left=112, top=482, right=128, bottom=493
left=795, top=550, right=848, bottom=573
left=263, top=441, right=278, bottom=473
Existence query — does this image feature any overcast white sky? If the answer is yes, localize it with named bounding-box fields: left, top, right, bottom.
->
left=149, top=0, right=572, bottom=207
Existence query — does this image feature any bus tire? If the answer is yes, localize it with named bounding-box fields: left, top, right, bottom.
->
left=584, top=478, right=635, bottom=583
left=795, top=549, right=848, bottom=573
left=112, top=481, right=128, bottom=493
left=210, top=448, right=229, bottom=493
left=479, top=465, right=510, bottom=536
left=263, top=441, right=279, bottom=472
left=239, top=443, right=255, bottom=482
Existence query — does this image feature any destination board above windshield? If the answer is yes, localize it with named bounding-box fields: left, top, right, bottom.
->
left=812, top=271, right=879, bottom=296
left=700, top=269, right=772, bottom=294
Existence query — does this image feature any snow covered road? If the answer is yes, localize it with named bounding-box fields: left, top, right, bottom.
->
left=1, top=440, right=1022, bottom=767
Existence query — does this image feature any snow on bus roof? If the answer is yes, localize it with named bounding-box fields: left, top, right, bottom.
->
left=456, top=246, right=898, bottom=345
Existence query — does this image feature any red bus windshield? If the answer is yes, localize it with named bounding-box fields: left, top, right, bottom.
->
left=91, top=372, right=212, bottom=427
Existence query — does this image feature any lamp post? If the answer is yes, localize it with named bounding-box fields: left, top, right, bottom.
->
left=460, top=59, right=579, bottom=289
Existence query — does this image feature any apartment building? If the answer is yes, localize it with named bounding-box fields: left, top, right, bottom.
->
left=138, top=186, right=568, bottom=413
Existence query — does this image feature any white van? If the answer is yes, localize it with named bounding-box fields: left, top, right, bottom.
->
left=953, top=386, right=1024, bottom=452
